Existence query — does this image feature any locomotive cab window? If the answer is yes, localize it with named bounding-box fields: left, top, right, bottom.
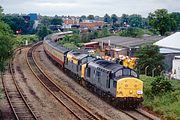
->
left=131, top=70, right=138, bottom=78
left=123, top=69, right=130, bottom=76
left=114, top=70, right=122, bottom=78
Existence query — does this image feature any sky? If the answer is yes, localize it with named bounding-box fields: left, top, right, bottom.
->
left=1, top=0, right=180, bottom=17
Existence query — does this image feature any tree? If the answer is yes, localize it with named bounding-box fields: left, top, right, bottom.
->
left=129, top=14, right=143, bottom=28
left=0, top=20, right=14, bottom=72
left=120, top=14, right=129, bottom=26
left=101, top=28, right=110, bottom=37
left=51, top=17, right=63, bottom=25
left=0, top=35, right=15, bottom=72
left=104, top=14, right=111, bottom=23
left=170, top=12, right=180, bottom=30
left=87, top=15, right=95, bottom=20
left=41, top=16, right=51, bottom=27
left=36, top=25, right=52, bottom=40
left=2, top=15, right=34, bottom=34
left=111, top=14, right=118, bottom=24
left=148, top=9, right=177, bottom=36
left=0, top=6, right=3, bottom=19
left=119, top=27, right=144, bottom=38
left=135, top=44, right=164, bottom=76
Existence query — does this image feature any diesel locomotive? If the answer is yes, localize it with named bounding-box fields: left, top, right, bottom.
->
left=43, top=32, right=143, bottom=108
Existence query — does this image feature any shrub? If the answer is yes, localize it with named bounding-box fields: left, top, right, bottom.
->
left=119, top=27, right=144, bottom=38
left=151, top=76, right=174, bottom=95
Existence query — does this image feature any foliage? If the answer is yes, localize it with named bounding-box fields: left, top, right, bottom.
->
left=0, top=35, right=15, bottom=72
left=16, top=35, right=38, bottom=46
left=87, top=15, right=95, bottom=20
left=120, top=14, right=129, bottom=25
left=104, top=14, right=111, bottom=24
left=148, top=9, right=177, bottom=36
left=135, top=44, right=164, bottom=76
left=36, top=25, right=52, bottom=40
left=41, top=16, right=51, bottom=27
left=100, top=28, right=111, bottom=37
left=2, top=14, right=34, bottom=34
left=59, top=34, right=81, bottom=47
left=140, top=75, right=180, bottom=120
left=128, top=14, right=143, bottom=28
left=111, top=14, right=118, bottom=24
left=151, top=76, right=174, bottom=95
left=63, top=43, right=78, bottom=50
left=119, top=27, right=144, bottom=37
left=0, top=6, right=3, bottom=19
left=51, top=17, right=63, bottom=25
left=0, top=21, right=13, bottom=35
left=170, top=12, right=180, bottom=30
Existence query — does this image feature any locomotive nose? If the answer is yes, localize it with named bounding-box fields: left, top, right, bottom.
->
left=116, top=77, right=143, bottom=98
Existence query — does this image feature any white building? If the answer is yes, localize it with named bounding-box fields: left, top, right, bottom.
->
left=154, top=32, right=180, bottom=79
left=172, top=56, right=180, bottom=79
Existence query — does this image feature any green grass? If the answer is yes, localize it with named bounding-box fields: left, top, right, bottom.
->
left=140, top=75, right=180, bottom=120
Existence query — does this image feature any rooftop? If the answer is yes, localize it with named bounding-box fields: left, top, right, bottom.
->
left=93, top=35, right=163, bottom=48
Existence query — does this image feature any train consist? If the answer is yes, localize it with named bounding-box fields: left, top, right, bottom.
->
left=43, top=32, right=143, bottom=108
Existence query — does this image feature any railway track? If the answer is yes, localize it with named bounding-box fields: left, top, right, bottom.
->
left=120, top=109, right=158, bottom=120
left=1, top=57, right=38, bottom=120
left=26, top=42, right=105, bottom=120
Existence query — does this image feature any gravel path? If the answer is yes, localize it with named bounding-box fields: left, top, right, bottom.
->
left=35, top=44, right=133, bottom=120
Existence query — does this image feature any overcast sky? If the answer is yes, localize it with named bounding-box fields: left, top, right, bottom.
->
left=1, top=0, right=180, bottom=17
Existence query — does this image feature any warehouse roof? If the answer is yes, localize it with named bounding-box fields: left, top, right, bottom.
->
left=93, top=35, right=163, bottom=48
left=154, top=32, right=180, bottom=50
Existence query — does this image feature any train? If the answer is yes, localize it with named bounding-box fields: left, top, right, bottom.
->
left=43, top=32, right=143, bottom=108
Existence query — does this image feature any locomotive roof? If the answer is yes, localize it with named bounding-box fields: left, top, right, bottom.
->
left=89, top=59, right=123, bottom=73
left=68, top=51, right=89, bottom=60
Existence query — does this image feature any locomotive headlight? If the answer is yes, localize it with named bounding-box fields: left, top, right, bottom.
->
left=129, top=90, right=133, bottom=94
left=137, top=90, right=143, bottom=94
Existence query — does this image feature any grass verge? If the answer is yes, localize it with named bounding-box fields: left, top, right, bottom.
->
left=140, top=75, right=180, bottom=120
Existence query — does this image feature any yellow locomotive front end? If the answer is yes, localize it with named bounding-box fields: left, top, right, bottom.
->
left=116, top=77, right=143, bottom=107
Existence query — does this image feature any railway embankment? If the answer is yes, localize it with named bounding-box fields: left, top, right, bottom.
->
left=141, top=75, right=180, bottom=120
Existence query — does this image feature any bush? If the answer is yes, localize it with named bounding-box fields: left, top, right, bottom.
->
left=151, top=76, right=174, bottom=95
left=119, top=27, right=144, bottom=37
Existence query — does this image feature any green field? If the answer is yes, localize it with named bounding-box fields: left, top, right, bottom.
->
left=140, top=75, right=180, bottom=120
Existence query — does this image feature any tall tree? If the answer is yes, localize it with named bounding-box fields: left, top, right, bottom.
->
left=104, top=14, right=111, bottom=23
left=129, top=14, right=143, bottom=28
left=41, top=16, right=51, bottom=27
left=111, top=14, right=118, bottom=24
left=0, top=7, right=15, bottom=72
left=170, top=12, right=180, bottom=30
left=135, top=44, right=164, bottom=76
left=0, top=6, right=3, bottom=19
left=2, top=15, right=33, bottom=34
left=148, top=9, right=176, bottom=35
left=51, top=17, right=63, bottom=25
left=87, top=15, right=95, bottom=20
left=36, top=25, right=52, bottom=40
left=120, top=14, right=129, bottom=26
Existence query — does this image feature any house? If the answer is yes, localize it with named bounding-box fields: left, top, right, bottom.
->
left=62, top=19, right=79, bottom=29
left=80, top=21, right=104, bottom=30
